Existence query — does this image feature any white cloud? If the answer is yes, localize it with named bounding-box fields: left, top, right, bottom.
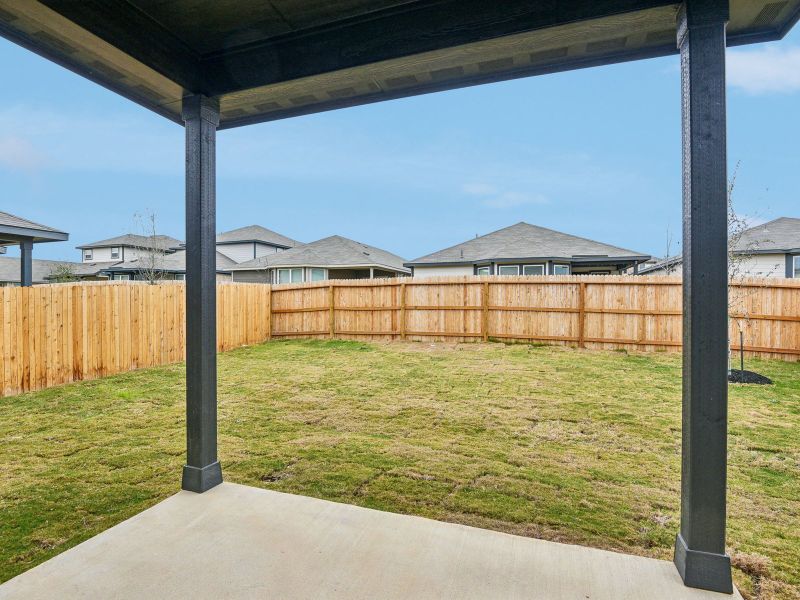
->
left=462, top=182, right=497, bottom=196
left=727, top=46, right=800, bottom=95
left=461, top=182, right=549, bottom=208
left=0, top=136, right=46, bottom=170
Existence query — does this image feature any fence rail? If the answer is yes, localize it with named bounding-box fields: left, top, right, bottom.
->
left=1, top=275, right=798, bottom=397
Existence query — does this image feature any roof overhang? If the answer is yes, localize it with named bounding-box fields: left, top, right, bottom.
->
left=406, top=255, right=651, bottom=267
left=1, top=1, right=797, bottom=130
left=233, top=263, right=411, bottom=273
left=0, top=223, right=69, bottom=245
left=215, top=240, right=292, bottom=249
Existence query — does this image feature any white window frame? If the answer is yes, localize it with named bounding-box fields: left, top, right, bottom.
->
left=522, top=264, right=545, bottom=276
left=175, top=273, right=186, bottom=281
left=476, top=266, right=491, bottom=276
left=112, top=273, right=131, bottom=281
left=552, top=264, right=570, bottom=275
left=497, top=265, right=519, bottom=276
left=83, top=249, right=93, bottom=261
left=310, top=268, right=327, bottom=282
left=794, top=255, right=800, bottom=278
left=277, top=267, right=304, bottom=284
left=110, top=246, right=121, bottom=260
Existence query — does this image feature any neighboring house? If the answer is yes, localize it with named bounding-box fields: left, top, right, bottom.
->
left=405, top=222, right=650, bottom=278
left=230, top=235, right=410, bottom=283
left=74, top=225, right=298, bottom=281
left=640, top=217, right=800, bottom=278
left=0, top=257, right=83, bottom=286
left=215, top=225, right=300, bottom=262
left=76, top=234, right=183, bottom=264
left=99, top=250, right=236, bottom=282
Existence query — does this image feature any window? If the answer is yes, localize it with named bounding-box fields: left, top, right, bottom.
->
left=83, top=249, right=93, bottom=261
left=552, top=264, right=570, bottom=275
left=794, top=255, right=800, bottom=278
left=277, top=268, right=303, bottom=284
left=110, top=247, right=121, bottom=259
left=476, top=266, right=491, bottom=276
left=112, top=273, right=131, bottom=281
left=497, top=265, right=519, bottom=276
left=310, top=268, right=327, bottom=282
left=522, top=264, right=545, bottom=276
left=175, top=273, right=186, bottom=281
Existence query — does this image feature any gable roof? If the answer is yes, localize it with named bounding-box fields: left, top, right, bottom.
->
left=734, top=217, right=800, bottom=253
left=77, top=234, right=183, bottom=251
left=0, top=211, right=69, bottom=244
left=216, top=225, right=300, bottom=248
left=407, top=222, right=649, bottom=266
left=231, top=235, right=409, bottom=273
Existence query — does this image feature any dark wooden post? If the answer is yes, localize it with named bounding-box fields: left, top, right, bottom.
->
left=674, top=0, right=732, bottom=593
left=20, top=239, right=33, bottom=287
left=181, top=94, right=222, bottom=493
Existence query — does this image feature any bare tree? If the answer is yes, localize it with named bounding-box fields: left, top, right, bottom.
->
left=132, top=211, right=167, bottom=284
left=660, top=226, right=680, bottom=275
left=47, top=262, right=78, bottom=283
left=727, top=164, right=776, bottom=378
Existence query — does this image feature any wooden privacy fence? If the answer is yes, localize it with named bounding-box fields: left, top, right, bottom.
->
left=1, top=276, right=799, bottom=397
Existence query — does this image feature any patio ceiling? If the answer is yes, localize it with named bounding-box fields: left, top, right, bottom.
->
left=1, top=1, right=796, bottom=594
left=0, top=0, right=797, bottom=129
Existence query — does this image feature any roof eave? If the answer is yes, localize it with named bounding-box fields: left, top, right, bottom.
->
left=406, top=255, right=650, bottom=267
left=0, top=224, right=69, bottom=243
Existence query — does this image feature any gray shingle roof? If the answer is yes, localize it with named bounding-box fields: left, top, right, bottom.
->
left=0, top=257, right=81, bottom=284
left=0, top=211, right=68, bottom=243
left=407, top=222, right=649, bottom=265
left=216, top=225, right=300, bottom=248
left=76, top=234, right=183, bottom=251
left=638, top=255, right=681, bottom=275
left=734, top=217, right=800, bottom=252
left=103, top=250, right=236, bottom=273
left=70, top=261, right=123, bottom=277
left=232, top=235, right=409, bottom=273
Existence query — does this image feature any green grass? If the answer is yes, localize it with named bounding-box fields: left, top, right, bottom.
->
left=1, top=340, right=799, bottom=598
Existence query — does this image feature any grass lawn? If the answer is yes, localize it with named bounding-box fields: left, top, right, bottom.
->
left=1, top=340, right=798, bottom=598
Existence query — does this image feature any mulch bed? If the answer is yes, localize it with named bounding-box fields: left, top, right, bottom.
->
left=728, top=370, right=773, bottom=385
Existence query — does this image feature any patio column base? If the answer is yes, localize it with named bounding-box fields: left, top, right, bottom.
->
left=673, top=534, right=732, bottom=594
left=182, top=461, right=223, bottom=493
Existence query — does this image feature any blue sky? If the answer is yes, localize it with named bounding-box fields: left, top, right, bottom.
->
left=1, top=29, right=799, bottom=263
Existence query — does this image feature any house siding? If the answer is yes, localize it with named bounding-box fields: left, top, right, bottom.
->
left=736, top=253, right=786, bottom=278
left=412, top=265, right=474, bottom=278
left=231, top=270, right=271, bottom=283
left=217, top=243, right=258, bottom=263
left=643, top=253, right=789, bottom=278
left=218, top=242, right=286, bottom=263
left=255, top=243, right=284, bottom=258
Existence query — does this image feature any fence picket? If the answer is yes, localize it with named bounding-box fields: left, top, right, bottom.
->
left=0, top=276, right=797, bottom=397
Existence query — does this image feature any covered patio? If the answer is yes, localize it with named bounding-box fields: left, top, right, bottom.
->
left=0, top=211, right=68, bottom=287
left=1, top=0, right=798, bottom=597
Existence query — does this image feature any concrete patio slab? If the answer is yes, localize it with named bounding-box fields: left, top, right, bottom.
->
left=0, top=482, right=740, bottom=599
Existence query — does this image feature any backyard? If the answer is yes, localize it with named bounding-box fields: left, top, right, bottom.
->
left=1, top=339, right=798, bottom=599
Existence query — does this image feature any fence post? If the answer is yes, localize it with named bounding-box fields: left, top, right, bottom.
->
left=329, top=284, right=335, bottom=339
left=578, top=282, right=586, bottom=348
left=399, top=282, right=407, bottom=339
left=482, top=281, right=489, bottom=342
left=266, top=286, right=272, bottom=342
